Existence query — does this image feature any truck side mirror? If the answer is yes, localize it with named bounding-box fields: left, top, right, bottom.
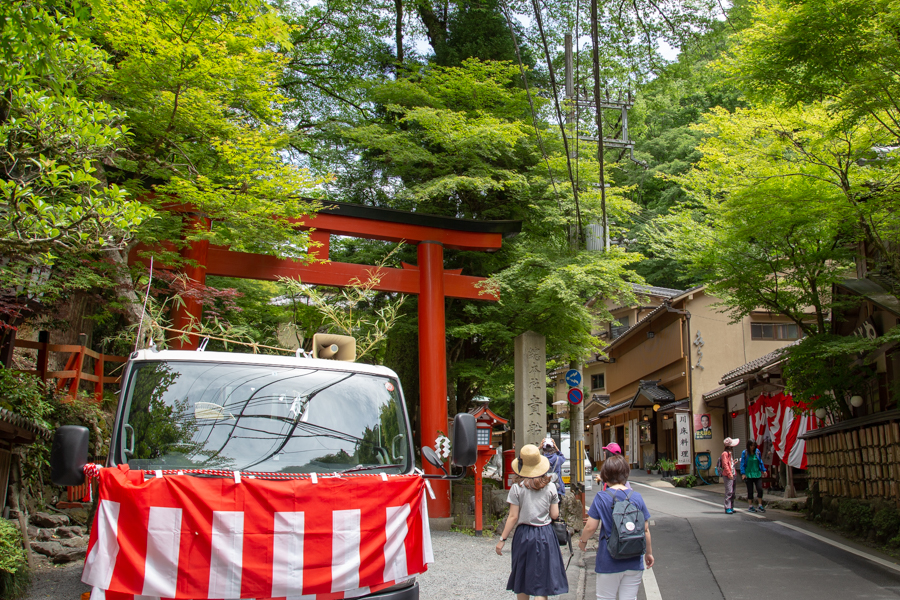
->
left=450, top=413, right=476, bottom=467
left=50, top=426, right=90, bottom=486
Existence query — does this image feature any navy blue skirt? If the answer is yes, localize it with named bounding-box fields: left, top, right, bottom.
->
left=507, top=523, right=569, bottom=596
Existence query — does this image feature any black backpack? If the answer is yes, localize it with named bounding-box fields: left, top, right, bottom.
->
left=605, top=489, right=646, bottom=560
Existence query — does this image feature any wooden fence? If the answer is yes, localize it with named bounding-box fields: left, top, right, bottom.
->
left=804, top=415, right=900, bottom=500
left=15, top=335, right=126, bottom=401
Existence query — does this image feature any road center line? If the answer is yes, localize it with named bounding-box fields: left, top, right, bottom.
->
left=630, top=482, right=763, bottom=517
left=631, top=481, right=900, bottom=573
left=642, top=568, right=662, bottom=600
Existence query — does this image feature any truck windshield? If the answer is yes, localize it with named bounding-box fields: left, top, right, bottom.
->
left=119, top=361, right=410, bottom=474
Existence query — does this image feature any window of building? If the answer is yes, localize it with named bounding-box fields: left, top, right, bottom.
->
left=610, top=315, right=630, bottom=339
left=591, top=373, right=605, bottom=390
left=751, top=322, right=802, bottom=340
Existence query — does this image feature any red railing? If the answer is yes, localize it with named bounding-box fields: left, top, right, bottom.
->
left=15, top=337, right=126, bottom=401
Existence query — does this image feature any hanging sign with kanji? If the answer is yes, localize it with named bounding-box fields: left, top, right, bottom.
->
left=676, top=413, right=691, bottom=465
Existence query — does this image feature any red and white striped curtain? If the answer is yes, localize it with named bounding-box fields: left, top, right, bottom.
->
left=748, top=392, right=822, bottom=469
left=83, top=465, right=433, bottom=600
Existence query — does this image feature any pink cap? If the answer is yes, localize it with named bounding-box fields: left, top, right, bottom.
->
left=602, top=442, right=622, bottom=454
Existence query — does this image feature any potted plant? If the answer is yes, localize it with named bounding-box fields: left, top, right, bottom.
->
left=659, top=459, right=675, bottom=477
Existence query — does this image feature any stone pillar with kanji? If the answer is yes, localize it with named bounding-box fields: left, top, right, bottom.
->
left=514, top=331, right=547, bottom=448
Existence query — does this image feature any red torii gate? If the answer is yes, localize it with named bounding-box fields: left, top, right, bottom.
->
left=130, top=201, right=520, bottom=521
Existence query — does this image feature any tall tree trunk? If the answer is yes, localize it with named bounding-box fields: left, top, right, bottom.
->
left=106, top=247, right=150, bottom=348
left=415, top=1, right=447, bottom=52
left=395, top=0, right=404, bottom=64
left=49, top=291, right=96, bottom=371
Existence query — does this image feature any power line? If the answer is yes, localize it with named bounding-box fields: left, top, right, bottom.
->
left=531, top=0, right=583, bottom=244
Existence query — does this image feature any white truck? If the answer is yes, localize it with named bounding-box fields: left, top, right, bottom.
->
left=50, top=342, right=476, bottom=600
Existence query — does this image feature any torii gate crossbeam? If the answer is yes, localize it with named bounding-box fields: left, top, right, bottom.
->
left=129, top=200, right=521, bottom=523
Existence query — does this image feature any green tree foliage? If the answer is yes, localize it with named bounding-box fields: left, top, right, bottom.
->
left=781, top=330, right=900, bottom=416
left=723, top=0, right=900, bottom=286
left=726, top=0, right=900, bottom=137
left=435, top=0, right=525, bottom=67
left=651, top=104, right=898, bottom=333
left=0, top=1, right=150, bottom=262
left=651, top=101, right=900, bottom=410
left=87, top=0, right=324, bottom=257
left=619, top=19, right=747, bottom=288
left=335, top=59, right=640, bottom=415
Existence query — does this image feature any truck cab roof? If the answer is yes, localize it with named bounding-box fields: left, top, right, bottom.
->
left=128, top=349, right=399, bottom=379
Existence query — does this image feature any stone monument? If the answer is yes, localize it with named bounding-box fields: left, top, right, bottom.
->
left=514, top=331, right=547, bottom=448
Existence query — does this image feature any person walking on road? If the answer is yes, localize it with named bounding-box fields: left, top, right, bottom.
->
left=720, top=438, right=739, bottom=514
left=578, top=454, right=654, bottom=600
left=740, top=439, right=767, bottom=513
left=541, top=437, right=566, bottom=497
left=496, top=444, right=569, bottom=600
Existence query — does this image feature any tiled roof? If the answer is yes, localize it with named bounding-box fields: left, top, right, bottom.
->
left=719, top=339, right=802, bottom=384
left=702, top=380, right=748, bottom=402
left=596, top=382, right=675, bottom=416
left=657, top=399, right=690, bottom=412
left=598, top=401, right=632, bottom=417
left=638, top=380, right=675, bottom=402
left=0, top=407, right=51, bottom=440
left=632, top=284, right=685, bottom=299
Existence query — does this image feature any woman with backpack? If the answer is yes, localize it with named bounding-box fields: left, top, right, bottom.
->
left=495, top=444, right=569, bottom=600
left=740, top=439, right=768, bottom=512
left=578, top=454, right=654, bottom=600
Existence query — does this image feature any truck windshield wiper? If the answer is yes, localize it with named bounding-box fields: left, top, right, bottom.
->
left=340, top=464, right=404, bottom=473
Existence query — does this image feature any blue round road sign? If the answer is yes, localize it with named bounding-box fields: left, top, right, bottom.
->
left=565, top=369, right=582, bottom=387
left=567, top=388, right=583, bottom=405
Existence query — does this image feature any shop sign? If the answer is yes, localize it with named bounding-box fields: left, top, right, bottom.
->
left=676, top=413, right=691, bottom=465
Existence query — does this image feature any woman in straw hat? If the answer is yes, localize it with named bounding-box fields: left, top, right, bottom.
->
left=495, top=444, right=569, bottom=599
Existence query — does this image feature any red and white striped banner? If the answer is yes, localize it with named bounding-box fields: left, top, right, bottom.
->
left=748, top=392, right=821, bottom=469
left=83, top=465, right=433, bottom=600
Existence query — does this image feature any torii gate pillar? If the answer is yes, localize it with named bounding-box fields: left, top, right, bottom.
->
left=417, top=241, right=450, bottom=524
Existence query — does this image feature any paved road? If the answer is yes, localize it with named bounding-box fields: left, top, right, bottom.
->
left=581, top=473, right=900, bottom=600
left=25, top=473, right=900, bottom=600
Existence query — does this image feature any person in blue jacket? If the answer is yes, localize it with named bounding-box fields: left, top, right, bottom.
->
left=541, top=438, right=566, bottom=497
left=740, top=440, right=768, bottom=513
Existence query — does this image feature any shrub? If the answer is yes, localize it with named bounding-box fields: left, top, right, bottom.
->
left=874, top=507, right=900, bottom=543
left=837, top=498, right=873, bottom=537
left=0, top=367, right=53, bottom=428
left=0, top=519, right=30, bottom=600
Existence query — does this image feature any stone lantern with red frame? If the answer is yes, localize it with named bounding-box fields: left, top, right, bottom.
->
left=469, top=404, right=508, bottom=536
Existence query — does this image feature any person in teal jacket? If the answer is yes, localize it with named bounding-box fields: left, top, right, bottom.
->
left=740, top=440, right=767, bottom=513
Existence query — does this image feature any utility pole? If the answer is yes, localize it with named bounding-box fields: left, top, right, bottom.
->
left=565, top=35, right=586, bottom=515
left=590, top=0, right=607, bottom=252
left=566, top=12, right=640, bottom=251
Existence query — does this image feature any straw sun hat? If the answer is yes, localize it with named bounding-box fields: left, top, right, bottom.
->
left=512, top=444, right=551, bottom=478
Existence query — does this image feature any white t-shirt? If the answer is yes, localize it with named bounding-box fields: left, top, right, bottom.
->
left=507, top=482, right=559, bottom=527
